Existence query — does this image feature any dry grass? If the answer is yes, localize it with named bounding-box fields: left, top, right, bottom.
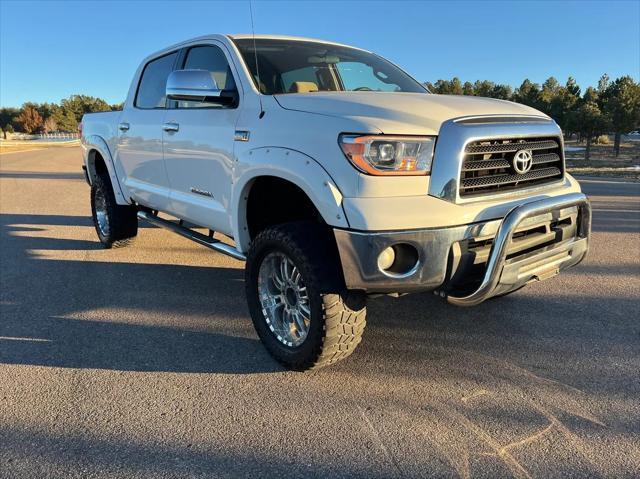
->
left=564, top=137, right=640, bottom=179
left=564, top=138, right=639, bottom=166
left=0, top=140, right=80, bottom=154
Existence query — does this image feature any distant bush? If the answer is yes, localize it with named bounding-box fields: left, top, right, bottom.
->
left=2, top=95, right=121, bottom=135
left=15, top=106, right=43, bottom=134
left=596, top=135, right=611, bottom=144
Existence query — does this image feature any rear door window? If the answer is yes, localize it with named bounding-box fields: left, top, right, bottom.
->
left=135, top=52, right=178, bottom=109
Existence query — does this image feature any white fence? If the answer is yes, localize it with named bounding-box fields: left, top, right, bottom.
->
left=6, top=132, right=79, bottom=141
left=38, top=132, right=80, bottom=140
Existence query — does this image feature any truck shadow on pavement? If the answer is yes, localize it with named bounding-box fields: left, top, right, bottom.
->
left=1, top=311, right=278, bottom=375
left=0, top=212, right=157, bottom=229
left=0, top=213, right=280, bottom=374
left=1, top=211, right=638, bottom=380
left=1, top=424, right=306, bottom=479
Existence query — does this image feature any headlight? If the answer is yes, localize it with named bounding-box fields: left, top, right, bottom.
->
left=339, top=134, right=435, bottom=176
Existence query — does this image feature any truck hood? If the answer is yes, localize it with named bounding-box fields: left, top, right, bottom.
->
left=274, top=92, right=547, bottom=135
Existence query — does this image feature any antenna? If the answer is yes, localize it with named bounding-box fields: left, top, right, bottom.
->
left=249, top=0, right=264, bottom=117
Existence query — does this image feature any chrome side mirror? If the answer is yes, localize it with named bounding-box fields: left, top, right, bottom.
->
left=166, top=69, right=222, bottom=102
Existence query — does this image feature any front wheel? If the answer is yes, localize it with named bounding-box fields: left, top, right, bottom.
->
left=245, top=222, right=367, bottom=370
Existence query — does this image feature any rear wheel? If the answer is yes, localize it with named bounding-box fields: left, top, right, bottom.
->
left=245, top=222, right=367, bottom=370
left=91, top=170, right=138, bottom=248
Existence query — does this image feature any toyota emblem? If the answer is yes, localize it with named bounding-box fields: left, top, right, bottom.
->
left=513, top=149, right=533, bottom=174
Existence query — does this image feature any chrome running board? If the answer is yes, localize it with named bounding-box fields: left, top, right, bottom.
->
left=137, top=210, right=246, bottom=261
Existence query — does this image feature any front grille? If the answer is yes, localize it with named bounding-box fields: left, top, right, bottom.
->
left=459, top=137, right=564, bottom=197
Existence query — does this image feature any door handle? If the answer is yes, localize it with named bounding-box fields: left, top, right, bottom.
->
left=162, top=122, right=179, bottom=133
left=118, top=122, right=130, bottom=132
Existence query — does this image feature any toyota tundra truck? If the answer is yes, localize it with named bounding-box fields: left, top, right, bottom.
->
left=80, top=34, right=591, bottom=370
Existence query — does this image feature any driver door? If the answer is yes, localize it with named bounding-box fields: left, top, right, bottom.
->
left=161, top=44, right=241, bottom=235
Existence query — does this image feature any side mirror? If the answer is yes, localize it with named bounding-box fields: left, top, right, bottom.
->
left=166, top=69, right=222, bottom=102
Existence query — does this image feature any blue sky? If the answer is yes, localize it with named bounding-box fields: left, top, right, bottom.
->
left=1, top=0, right=638, bottom=107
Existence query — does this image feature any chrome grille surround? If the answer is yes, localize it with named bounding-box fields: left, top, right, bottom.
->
left=464, top=139, right=559, bottom=154
left=428, top=115, right=566, bottom=204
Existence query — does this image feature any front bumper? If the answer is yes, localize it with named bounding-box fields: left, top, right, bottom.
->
left=334, top=192, right=591, bottom=305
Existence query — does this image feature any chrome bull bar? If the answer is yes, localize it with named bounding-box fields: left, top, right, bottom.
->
left=446, top=192, right=591, bottom=307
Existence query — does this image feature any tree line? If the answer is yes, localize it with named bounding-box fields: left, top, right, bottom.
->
left=425, top=74, right=640, bottom=159
left=0, top=95, right=123, bottom=139
left=1, top=74, right=639, bottom=160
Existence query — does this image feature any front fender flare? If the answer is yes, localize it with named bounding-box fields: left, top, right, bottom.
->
left=232, top=147, right=349, bottom=253
left=82, top=135, right=129, bottom=205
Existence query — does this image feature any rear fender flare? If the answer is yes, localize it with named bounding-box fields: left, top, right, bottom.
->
left=83, top=135, right=129, bottom=205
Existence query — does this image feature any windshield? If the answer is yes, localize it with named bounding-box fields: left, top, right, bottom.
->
left=232, top=38, right=427, bottom=95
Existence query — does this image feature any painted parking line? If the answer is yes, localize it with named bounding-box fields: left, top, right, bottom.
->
left=0, top=336, right=52, bottom=342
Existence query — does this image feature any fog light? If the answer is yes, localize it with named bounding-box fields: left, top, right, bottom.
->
left=377, top=243, right=420, bottom=278
left=377, top=246, right=396, bottom=271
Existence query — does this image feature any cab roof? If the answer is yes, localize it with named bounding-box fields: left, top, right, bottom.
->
left=141, top=34, right=368, bottom=67
left=227, top=34, right=364, bottom=51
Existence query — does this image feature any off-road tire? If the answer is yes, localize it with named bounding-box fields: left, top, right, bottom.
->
left=245, top=222, right=367, bottom=370
left=91, top=170, right=138, bottom=248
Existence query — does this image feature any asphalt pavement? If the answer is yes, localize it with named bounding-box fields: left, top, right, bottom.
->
left=1, top=147, right=639, bottom=478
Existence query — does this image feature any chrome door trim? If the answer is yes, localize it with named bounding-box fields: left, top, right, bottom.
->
left=162, top=122, right=180, bottom=132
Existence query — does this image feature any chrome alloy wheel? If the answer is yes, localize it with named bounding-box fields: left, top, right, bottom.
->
left=94, top=187, right=110, bottom=237
left=257, top=252, right=311, bottom=347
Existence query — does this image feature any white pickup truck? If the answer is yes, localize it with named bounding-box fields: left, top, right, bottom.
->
left=81, top=34, right=591, bottom=370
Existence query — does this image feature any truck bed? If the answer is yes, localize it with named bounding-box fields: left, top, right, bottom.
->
left=81, top=111, right=122, bottom=147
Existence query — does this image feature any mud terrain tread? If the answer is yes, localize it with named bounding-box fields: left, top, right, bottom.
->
left=245, top=222, right=367, bottom=370
left=91, top=170, right=138, bottom=249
